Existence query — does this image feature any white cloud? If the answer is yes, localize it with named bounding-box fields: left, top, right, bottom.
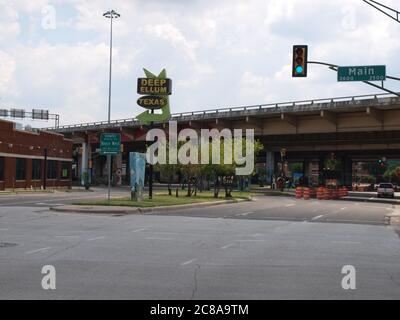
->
left=1, top=0, right=400, bottom=126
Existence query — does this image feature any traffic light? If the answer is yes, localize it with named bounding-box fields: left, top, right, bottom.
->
left=292, top=45, right=308, bottom=77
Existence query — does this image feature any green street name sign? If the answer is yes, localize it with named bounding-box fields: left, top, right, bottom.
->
left=338, top=65, right=386, bottom=82
left=100, top=133, right=121, bottom=155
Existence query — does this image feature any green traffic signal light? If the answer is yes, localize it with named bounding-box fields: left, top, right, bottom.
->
left=292, top=45, right=308, bottom=77
left=295, top=65, right=304, bottom=74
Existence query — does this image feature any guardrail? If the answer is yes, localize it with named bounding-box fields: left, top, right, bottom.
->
left=45, top=92, right=400, bottom=131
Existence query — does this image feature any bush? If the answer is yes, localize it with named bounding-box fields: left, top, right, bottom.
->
left=359, top=175, right=376, bottom=184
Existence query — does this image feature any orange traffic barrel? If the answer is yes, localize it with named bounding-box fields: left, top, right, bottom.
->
left=324, top=187, right=331, bottom=200
left=317, top=187, right=325, bottom=200
left=295, top=187, right=303, bottom=199
left=331, top=188, right=338, bottom=200
left=303, top=187, right=310, bottom=200
left=343, top=187, right=348, bottom=197
left=309, top=188, right=317, bottom=199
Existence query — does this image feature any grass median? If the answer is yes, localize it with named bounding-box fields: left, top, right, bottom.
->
left=74, top=190, right=251, bottom=208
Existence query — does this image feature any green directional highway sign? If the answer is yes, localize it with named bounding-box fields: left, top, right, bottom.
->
left=338, top=65, right=386, bottom=82
left=100, top=133, right=121, bottom=155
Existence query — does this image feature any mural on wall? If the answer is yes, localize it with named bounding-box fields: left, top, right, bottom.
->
left=129, top=152, right=146, bottom=201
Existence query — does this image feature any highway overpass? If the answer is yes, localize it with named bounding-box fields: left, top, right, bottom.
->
left=46, top=93, right=400, bottom=187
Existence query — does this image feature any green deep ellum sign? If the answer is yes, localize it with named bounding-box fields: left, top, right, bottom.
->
left=136, top=68, right=171, bottom=125
left=338, top=65, right=386, bottom=82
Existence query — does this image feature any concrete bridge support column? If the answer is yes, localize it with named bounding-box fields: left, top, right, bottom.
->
left=266, top=150, right=275, bottom=184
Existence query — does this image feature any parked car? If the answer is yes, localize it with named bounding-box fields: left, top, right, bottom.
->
left=377, top=183, right=395, bottom=198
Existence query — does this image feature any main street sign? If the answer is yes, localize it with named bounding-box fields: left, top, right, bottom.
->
left=338, top=65, right=386, bottom=82
left=100, top=133, right=121, bottom=155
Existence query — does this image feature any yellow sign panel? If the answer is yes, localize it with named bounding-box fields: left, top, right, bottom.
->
left=137, top=96, right=167, bottom=110
left=137, top=78, right=172, bottom=95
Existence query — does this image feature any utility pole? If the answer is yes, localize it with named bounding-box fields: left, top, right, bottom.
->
left=149, top=109, right=154, bottom=199
left=103, top=10, right=120, bottom=202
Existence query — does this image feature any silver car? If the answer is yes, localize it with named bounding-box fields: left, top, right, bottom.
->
left=377, top=183, right=395, bottom=198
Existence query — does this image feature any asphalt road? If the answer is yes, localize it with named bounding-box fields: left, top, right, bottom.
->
left=0, top=195, right=399, bottom=299
left=149, top=195, right=394, bottom=226
left=0, top=188, right=395, bottom=226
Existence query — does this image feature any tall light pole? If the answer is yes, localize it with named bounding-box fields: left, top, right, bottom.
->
left=103, top=10, right=120, bottom=202
left=362, top=0, right=400, bottom=23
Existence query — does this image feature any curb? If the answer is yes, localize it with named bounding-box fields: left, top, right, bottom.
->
left=340, top=196, right=400, bottom=205
left=50, top=198, right=251, bottom=215
left=385, top=207, right=400, bottom=227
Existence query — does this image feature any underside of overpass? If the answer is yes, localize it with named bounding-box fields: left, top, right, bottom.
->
left=47, top=93, right=400, bottom=188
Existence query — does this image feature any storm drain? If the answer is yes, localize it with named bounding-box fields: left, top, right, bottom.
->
left=0, top=242, right=18, bottom=248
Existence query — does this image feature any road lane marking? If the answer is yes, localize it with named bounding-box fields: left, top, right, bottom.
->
left=220, top=243, right=235, bottom=250
left=131, top=228, right=147, bottom=233
left=25, top=247, right=51, bottom=254
left=146, top=237, right=174, bottom=241
left=236, top=240, right=265, bottom=242
left=285, top=204, right=295, bottom=207
left=180, top=258, right=198, bottom=266
left=152, top=232, right=180, bottom=235
left=331, top=241, right=361, bottom=245
left=311, top=215, right=324, bottom=221
left=0, top=228, right=9, bottom=231
left=87, top=236, right=105, bottom=241
left=54, top=235, right=79, bottom=238
left=236, top=212, right=254, bottom=216
left=341, top=207, right=347, bottom=210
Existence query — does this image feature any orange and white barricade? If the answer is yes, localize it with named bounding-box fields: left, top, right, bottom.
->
left=303, top=188, right=311, bottom=200
left=324, top=188, right=331, bottom=200
left=317, top=187, right=325, bottom=200
left=295, top=187, right=303, bottom=199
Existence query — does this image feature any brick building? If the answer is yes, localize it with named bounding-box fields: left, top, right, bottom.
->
left=0, top=119, right=73, bottom=190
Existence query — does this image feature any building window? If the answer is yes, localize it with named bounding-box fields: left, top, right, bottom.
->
left=61, top=162, right=70, bottom=179
left=0, top=157, right=4, bottom=181
left=47, top=160, right=57, bottom=179
left=16, top=158, right=26, bottom=180
left=32, top=159, right=41, bottom=180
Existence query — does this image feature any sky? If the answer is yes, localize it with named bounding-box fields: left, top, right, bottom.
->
left=1, top=0, right=400, bottom=128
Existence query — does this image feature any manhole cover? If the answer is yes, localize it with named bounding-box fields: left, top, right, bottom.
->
left=0, top=242, right=18, bottom=248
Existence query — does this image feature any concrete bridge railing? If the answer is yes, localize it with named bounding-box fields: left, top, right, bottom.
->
left=45, top=92, right=400, bottom=133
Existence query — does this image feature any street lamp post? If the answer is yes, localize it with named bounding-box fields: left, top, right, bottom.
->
left=362, top=0, right=400, bottom=23
left=103, top=10, right=120, bottom=202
